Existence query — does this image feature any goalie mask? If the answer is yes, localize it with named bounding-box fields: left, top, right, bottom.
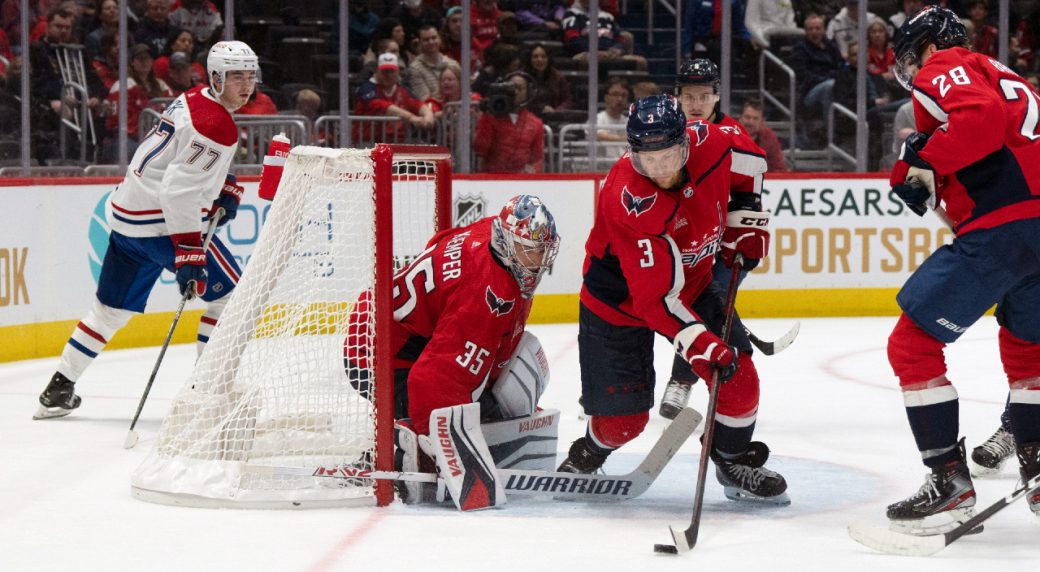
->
left=627, top=95, right=690, bottom=181
left=491, top=195, right=560, bottom=299
left=207, top=40, right=261, bottom=96
left=893, top=5, right=967, bottom=91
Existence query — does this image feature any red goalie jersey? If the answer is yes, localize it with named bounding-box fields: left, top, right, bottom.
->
left=344, top=217, right=532, bottom=435
left=912, top=47, right=1040, bottom=234
left=581, top=121, right=735, bottom=340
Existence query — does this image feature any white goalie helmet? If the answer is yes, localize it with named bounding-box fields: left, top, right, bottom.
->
left=490, top=195, right=560, bottom=299
left=207, top=40, right=260, bottom=95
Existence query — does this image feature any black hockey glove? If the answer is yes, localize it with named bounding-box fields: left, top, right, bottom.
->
left=893, top=181, right=932, bottom=216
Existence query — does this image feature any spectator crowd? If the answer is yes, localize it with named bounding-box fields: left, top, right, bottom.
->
left=0, top=0, right=1038, bottom=173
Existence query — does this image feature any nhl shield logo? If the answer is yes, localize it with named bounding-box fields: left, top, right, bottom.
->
left=454, top=194, right=487, bottom=227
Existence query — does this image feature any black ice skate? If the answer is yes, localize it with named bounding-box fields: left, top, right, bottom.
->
left=712, top=441, right=790, bottom=505
left=659, top=378, right=693, bottom=420
left=557, top=437, right=610, bottom=474
left=1016, top=442, right=1040, bottom=518
left=886, top=441, right=978, bottom=535
left=970, top=426, right=1015, bottom=477
left=33, top=372, right=81, bottom=420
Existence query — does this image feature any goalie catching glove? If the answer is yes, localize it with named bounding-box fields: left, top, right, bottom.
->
left=209, top=175, right=244, bottom=226
left=720, top=209, right=770, bottom=269
left=674, top=322, right=737, bottom=382
left=171, top=233, right=208, bottom=298
left=890, top=132, right=937, bottom=217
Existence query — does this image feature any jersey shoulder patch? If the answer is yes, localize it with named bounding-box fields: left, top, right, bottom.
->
left=603, top=159, right=678, bottom=235
left=183, top=86, right=237, bottom=147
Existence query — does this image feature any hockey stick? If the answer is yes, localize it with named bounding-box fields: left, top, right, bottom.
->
left=123, top=210, right=224, bottom=450
left=744, top=322, right=800, bottom=356
left=244, top=406, right=702, bottom=502
left=655, top=255, right=743, bottom=555
left=848, top=473, right=1040, bottom=556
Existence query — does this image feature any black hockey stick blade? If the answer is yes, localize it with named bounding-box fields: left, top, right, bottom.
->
left=745, top=321, right=800, bottom=356
left=848, top=473, right=1040, bottom=556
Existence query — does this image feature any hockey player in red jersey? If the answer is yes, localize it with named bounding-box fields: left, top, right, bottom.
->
left=884, top=5, right=1040, bottom=526
left=659, top=58, right=771, bottom=420
left=557, top=95, right=788, bottom=504
left=344, top=195, right=559, bottom=437
left=35, top=41, right=258, bottom=420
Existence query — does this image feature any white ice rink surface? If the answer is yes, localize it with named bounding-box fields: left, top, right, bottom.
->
left=2, top=317, right=1037, bottom=571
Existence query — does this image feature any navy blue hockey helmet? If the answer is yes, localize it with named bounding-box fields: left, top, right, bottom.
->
left=626, top=95, right=690, bottom=180
left=675, top=58, right=721, bottom=94
left=893, top=5, right=968, bottom=90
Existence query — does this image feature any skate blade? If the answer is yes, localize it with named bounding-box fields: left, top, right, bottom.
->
left=969, top=459, right=1005, bottom=478
left=723, top=486, right=791, bottom=506
left=33, top=404, right=73, bottom=420
left=888, top=507, right=981, bottom=536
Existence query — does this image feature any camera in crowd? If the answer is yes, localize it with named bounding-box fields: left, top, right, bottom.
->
left=480, top=81, right=518, bottom=116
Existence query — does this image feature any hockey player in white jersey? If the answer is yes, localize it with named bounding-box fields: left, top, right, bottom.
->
left=35, top=41, right=260, bottom=420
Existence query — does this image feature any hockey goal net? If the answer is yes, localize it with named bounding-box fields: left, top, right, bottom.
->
left=131, top=144, right=452, bottom=508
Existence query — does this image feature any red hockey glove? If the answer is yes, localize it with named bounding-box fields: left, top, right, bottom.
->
left=721, top=209, right=770, bottom=268
left=209, top=175, right=244, bottom=226
left=674, top=322, right=738, bottom=382
left=171, top=232, right=208, bottom=298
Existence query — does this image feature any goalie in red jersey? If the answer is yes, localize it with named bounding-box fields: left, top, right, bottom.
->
left=557, top=95, right=789, bottom=505
left=881, top=5, right=1040, bottom=530
left=344, top=195, right=561, bottom=510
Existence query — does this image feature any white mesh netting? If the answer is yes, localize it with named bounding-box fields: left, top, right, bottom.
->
left=131, top=146, right=442, bottom=508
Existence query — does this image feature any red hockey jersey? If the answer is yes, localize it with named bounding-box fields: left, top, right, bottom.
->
left=690, top=111, right=768, bottom=203
left=580, top=121, right=734, bottom=340
left=911, top=47, right=1040, bottom=234
left=345, top=217, right=532, bottom=435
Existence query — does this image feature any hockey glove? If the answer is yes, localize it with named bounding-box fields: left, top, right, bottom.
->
left=890, top=132, right=936, bottom=216
left=674, top=322, right=738, bottom=383
left=172, top=233, right=208, bottom=298
left=209, top=175, right=244, bottom=226
left=720, top=209, right=770, bottom=269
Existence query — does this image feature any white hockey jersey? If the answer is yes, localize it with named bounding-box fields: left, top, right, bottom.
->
left=107, top=85, right=238, bottom=239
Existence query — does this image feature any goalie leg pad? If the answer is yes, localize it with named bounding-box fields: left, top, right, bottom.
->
left=481, top=408, right=560, bottom=472
left=491, top=332, right=551, bottom=419
left=424, top=403, right=507, bottom=511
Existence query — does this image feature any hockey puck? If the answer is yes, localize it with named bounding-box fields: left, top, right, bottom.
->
left=653, top=544, right=678, bottom=554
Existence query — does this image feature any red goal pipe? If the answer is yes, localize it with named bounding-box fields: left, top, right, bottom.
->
left=372, top=144, right=452, bottom=506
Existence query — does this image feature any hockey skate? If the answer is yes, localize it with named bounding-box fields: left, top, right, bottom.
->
left=557, top=437, right=610, bottom=474
left=1016, top=442, right=1040, bottom=517
left=886, top=441, right=979, bottom=535
left=970, top=426, right=1015, bottom=477
left=659, top=378, right=693, bottom=420
left=33, top=372, right=81, bottom=420
left=712, top=441, right=790, bottom=505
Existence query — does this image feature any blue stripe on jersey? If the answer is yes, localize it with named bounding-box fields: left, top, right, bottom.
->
left=68, top=338, right=98, bottom=359
left=197, top=334, right=209, bottom=343
left=112, top=212, right=166, bottom=225
left=133, top=118, right=176, bottom=177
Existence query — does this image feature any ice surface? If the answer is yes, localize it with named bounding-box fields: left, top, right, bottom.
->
left=2, top=317, right=1036, bottom=571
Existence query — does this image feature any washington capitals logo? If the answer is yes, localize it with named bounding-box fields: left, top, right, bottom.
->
left=689, top=121, right=710, bottom=146
left=622, top=187, right=657, bottom=217
left=485, top=286, right=515, bottom=316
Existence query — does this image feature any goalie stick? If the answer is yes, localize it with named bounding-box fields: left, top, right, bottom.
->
left=847, top=473, right=1040, bottom=557
left=122, top=210, right=223, bottom=450
left=244, top=406, right=701, bottom=502
left=744, top=322, right=800, bottom=356
left=655, top=256, right=744, bottom=555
